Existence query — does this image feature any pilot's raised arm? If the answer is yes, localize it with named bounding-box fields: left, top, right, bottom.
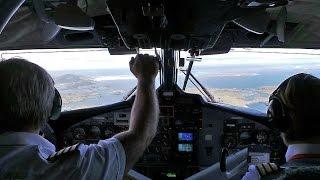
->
left=0, top=55, right=159, bottom=180
left=113, top=54, right=160, bottom=172
left=71, top=54, right=159, bottom=179
left=63, top=54, right=160, bottom=179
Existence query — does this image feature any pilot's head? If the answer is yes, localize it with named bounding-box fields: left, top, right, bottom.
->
left=0, top=58, right=56, bottom=133
left=268, top=73, right=320, bottom=145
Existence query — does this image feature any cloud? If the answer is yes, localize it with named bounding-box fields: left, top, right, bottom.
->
left=1, top=48, right=320, bottom=71
left=94, top=75, right=135, bottom=81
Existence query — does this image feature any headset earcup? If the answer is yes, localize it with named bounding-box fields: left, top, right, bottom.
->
left=268, top=99, right=290, bottom=132
left=49, top=88, right=62, bottom=120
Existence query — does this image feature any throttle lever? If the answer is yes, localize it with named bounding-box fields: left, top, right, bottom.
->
left=220, top=148, right=229, bottom=172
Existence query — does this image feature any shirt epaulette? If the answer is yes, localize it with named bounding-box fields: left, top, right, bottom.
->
left=47, top=143, right=80, bottom=162
left=255, top=163, right=280, bottom=177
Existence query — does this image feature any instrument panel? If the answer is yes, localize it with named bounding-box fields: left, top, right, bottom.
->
left=223, top=118, right=285, bottom=166
left=61, top=90, right=285, bottom=179
left=62, top=111, right=130, bottom=145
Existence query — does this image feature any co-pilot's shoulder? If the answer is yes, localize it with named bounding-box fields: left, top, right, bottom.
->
left=47, top=143, right=82, bottom=162
left=255, top=162, right=282, bottom=178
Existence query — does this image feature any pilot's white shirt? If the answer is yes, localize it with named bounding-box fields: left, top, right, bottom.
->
left=242, top=144, right=320, bottom=180
left=0, top=132, right=126, bottom=180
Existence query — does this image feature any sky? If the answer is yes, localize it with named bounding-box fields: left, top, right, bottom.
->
left=0, top=48, right=320, bottom=71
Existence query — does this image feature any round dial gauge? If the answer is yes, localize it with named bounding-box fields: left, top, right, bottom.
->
left=73, top=127, right=86, bottom=140
left=256, top=131, right=268, bottom=144
left=90, top=126, right=101, bottom=138
left=104, top=129, right=114, bottom=138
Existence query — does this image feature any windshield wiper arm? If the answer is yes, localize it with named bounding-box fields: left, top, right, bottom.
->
left=189, top=72, right=215, bottom=102
left=181, top=70, right=215, bottom=102
left=123, top=86, right=137, bottom=101
left=182, top=60, right=194, bottom=90
left=181, top=70, right=211, bottom=102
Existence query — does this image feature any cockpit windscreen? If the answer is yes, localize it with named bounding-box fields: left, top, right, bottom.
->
left=1, top=48, right=320, bottom=112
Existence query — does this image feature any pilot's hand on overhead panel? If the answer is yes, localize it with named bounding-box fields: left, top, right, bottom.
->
left=129, top=54, right=159, bottom=82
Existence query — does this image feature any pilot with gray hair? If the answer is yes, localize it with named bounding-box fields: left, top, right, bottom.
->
left=242, top=73, right=320, bottom=179
left=0, top=55, right=159, bottom=179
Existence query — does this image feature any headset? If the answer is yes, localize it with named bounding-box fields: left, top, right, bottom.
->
left=49, top=88, right=62, bottom=121
left=267, top=73, right=314, bottom=132
left=267, top=77, right=292, bottom=132
left=39, top=88, right=61, bottom=138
